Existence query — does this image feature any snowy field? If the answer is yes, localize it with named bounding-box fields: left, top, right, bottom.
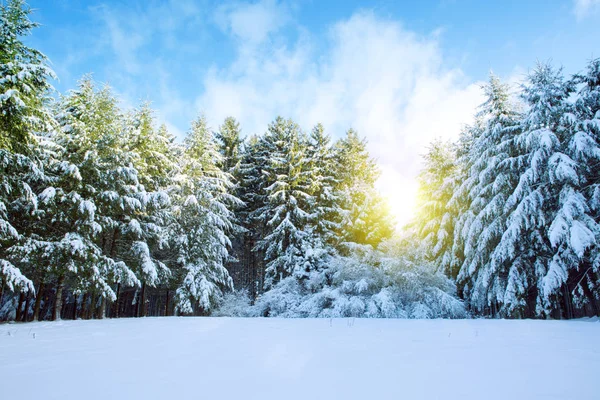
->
left=1, top=318, right=599, bottom=400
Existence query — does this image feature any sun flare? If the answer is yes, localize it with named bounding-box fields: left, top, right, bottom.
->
left=376, top=167, right=419, bottom=230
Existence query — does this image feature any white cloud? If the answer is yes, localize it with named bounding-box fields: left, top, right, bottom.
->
left=100, top=12, right=145, bottom=74
left=197, top=10, right=484, bottom=225
left=215, top=0, right=290, bottom=45
left=573, top=0, right=600, bottom=20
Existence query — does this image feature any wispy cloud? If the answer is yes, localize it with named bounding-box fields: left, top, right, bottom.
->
left=573, top=0, right=600, bottom=20
left=215, top=0, right=290, bottom=45
left=87, top=0, right=206, bottom=136
left=97, top=6, right=146, bottom=74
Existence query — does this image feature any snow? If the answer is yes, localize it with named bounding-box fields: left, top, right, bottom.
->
left=1, top=318, right=599, bottom=400
left=0, top=260, right=33, bottom=292
left=38, top=186, right=56, bottom=203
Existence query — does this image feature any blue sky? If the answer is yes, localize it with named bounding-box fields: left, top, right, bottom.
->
left=26, top=0, right=600, bottom=223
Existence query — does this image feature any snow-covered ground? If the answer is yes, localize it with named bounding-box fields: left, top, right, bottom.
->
left=1, top=318, right=598, bottom=399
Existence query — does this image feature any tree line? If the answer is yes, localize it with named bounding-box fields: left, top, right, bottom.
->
left=1, top=0, right=598, bottom=321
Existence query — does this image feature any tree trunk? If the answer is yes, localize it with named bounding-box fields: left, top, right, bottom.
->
left=138, top=282, right=146, bottom=317
left=52, top=274, right=66, bottom=321
left=165, top=289, right=170, bottom=316
left=98, top=296, right=106, bottom=319
left=81, top=292, right=89, bottom=319
left=89, top=293, right=96, bottom=319
left=72, top=295, right=78, bottom=320
left=108, top=227, right=120, bottom=319
left=15, top=291, right=25, bottom=322
left=33, top=280, right=45, bottom=322
left=61, top=294, right=68, bottom=319
left=23, top=292, right=31, bottom=322
left=563, top=284, right=573, bottom=319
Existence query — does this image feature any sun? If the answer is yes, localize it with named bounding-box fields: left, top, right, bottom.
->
left=376, top=167, right=419, bottom=230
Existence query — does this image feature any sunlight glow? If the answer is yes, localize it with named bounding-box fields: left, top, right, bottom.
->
left=376, top=166, right=419, bottom=230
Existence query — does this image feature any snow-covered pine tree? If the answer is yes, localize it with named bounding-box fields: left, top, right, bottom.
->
left=126, top=104, right=176, bottom=192
left=237, top=135, right=268, bottom=222
left=122, top=105, right=175, bottom=316
left=18, top=167, right=103, bottom=321
left=534, top=59, right=600, bottom=315
left=252, top=117, right=319, bottom=289
left=442, top=122, right=483, bottom=280
left=0, top=0, right=54, bottom=307
left=452, top=74, right=523, bottom=317
left=413, top=139, right=458, bottom=269
left=0, top=150, right=39, bottom=303
left=52, top=78, right=141, bottom=318
left=333, top=129, right=394, bottom=250
left=14, top=86, right=114, bottom=321
left=173, top=115, right=241, bottom=314
left=215, top=116, right=243, bottom=176
left=214, top=117, right=250, bottom=292
left=235, top=134, right=272, bottom=295
left=0, top=0, right=55, bottom=153
left=568, top=59, right=600, bottom=310
left=306, top=123, right=342, bottom=247
left=492, top=63, right=595, bottom=317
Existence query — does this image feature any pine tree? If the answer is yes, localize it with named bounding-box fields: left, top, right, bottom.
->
left=0, top=0, right=55, bottom=153
left=122, top=104, right=176, bottom=316
left=453, top=74, right=524, bottom=316
left=235, top=134, right=271, bottom=295
left=569, top=59, right=600, bottom=309
left=215, top=116, right=243, bottom=176
left=535, top=59, right=600, bottom=314
left=306, top=123, right=341, bottom=247
left=126, top=104, right=176, bottom=192
left=51, top=78, right=143, bottom=318
left=0, top=150, right=38, bottom=301
left=252, top=117, right=317, bottom=289
left=492, top=63, right=593, bottom=317
left=0, top=0, right=53, bottom=304
left=413, top=139, right=458, bottom=269
left=334, top=129, right=394, bottom=250
left=443, top=122, right=480, bottom=281
left=12, top=121, right=103, bottom=321
left=173, top=115, right=240, bottom=314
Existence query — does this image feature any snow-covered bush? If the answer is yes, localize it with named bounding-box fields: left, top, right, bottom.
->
left=221, top=243, right=467, bottom=319
left=211, top=290, right=256, bottom=317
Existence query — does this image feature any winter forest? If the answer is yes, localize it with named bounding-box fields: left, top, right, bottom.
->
left=1, top=0, right=600, bottom=323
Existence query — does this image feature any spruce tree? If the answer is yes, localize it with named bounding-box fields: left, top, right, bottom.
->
left=173, top=115, right=240, bottom=314
left=52, top=79, right=142, bottom=318
left=0, top=0, right=55, bottom=153
left=122, top=104, right=177, bottom=316
left=0, top=150, right=38, bottom=301
left=453, top=74, right=523, bottom=316
left=235, top=134, right=271, bottom=295
left=252, top=117, right=317, bottom=289
left=306, top=124, right=341, bottom=247
left=0, top=0, right=53, bottom=303
left=569, top=59, right=600, bottom=309
left=333, top=129, right=394, bottom=250
left=492, top=63, right=594, bottom=317
left=413, top=139, right=458, bottom=269
left=215, top=116, right=243, bottom=176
